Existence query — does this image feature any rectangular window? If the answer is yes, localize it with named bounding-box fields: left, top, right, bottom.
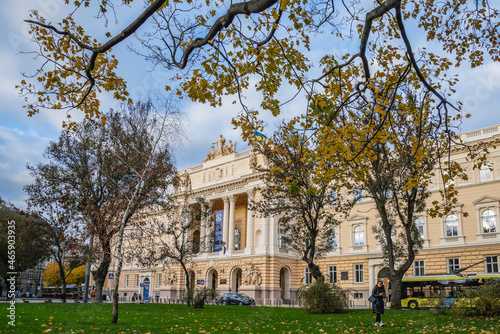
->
left=125, top=275, right=129, bottom=288
left=353, top=293, right=363, bottom=299
left=447, top=258, right=460, bottom=274
left=151, top=225, right=155, bottom=235
left=157, top=274, right=162, bottom=287
left=130, top=229, right=134, bottom=238
left=328, top=265, right=337, bottom=284
left=486, top=256, right=499, bottom=273
left=304, top=268, right=312, bottom=285
left=135, top=274, right=140, bottom=287
left=414, top=260, right=425, bottom=276
left=354, top=264, right=364, bottom=283
left=479, top=164, right=493, bottom=182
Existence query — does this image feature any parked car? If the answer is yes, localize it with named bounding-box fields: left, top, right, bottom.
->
left=221, top=292, right=255, bottom=306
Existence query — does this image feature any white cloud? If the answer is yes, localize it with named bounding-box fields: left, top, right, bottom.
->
left=0, top=126, right=51, bottom=209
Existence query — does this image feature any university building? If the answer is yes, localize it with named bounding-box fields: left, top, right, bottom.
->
left=101, top=125, right=500, bottom=305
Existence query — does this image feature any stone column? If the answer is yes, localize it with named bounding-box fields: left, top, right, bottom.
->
left=228, top=195, right=238, bottom=251
left=222, top=196, right=230, bottom=249
left=368, top=264, right=375, bottom=297
left=200, top=203, right=206, bottom=253
left=263, top=216, right=270, bottom=252
left=269, top=215, right=278, bottom=253
left=206, top=200, right=214, bottom=252
left=245, top=189, right=255, bottom=252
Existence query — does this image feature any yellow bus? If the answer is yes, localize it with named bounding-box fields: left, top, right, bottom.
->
left=399, top=273, right=500, bottom=309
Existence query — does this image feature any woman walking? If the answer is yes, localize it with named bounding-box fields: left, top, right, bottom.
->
left=372, top=281, right=386, bottom=326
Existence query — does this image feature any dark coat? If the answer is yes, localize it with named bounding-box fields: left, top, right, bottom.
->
left=372, top=285, right=385, bottom=314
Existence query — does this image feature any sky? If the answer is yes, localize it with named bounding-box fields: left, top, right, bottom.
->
left=1, top=0, right=500, bottom=209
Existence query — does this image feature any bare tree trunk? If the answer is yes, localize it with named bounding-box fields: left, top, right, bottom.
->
left=112, top=215, right=129, bottom=324
left=57, top=261, right=67, bottom=303
left=181, top=264, right=191, bottom=307
left=308, top=262, right=323, bottom=282
left=93, top=240, right=112, bottom=303
left=389, top=275, right=402, bottom=309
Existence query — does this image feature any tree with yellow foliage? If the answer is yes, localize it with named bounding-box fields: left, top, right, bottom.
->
left=42, top=262, right=63, bottom=287
left=17, top=0, right=498, bottom=132
left=43, top=262, right=86, bottom=287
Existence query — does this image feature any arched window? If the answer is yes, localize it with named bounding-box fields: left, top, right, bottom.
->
left=445, top=214, right=459, bottom=237
left=278, top=223, right=286, bottom=249
left=234, top=228, right=241, bottom=250
left=415, top=218, right=424, bottom=238
left=481, top=209, right=497, bottom=233
left=353, top=225, right=364, bottom=246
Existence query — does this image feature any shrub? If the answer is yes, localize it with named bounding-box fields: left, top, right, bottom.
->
left=431, top=292, right=449, bottom=316
left=452, top=280, right=500, bottom=317
left=186, top=287, right=218, bottom=309
left=297, top=277, right=350, bottom=314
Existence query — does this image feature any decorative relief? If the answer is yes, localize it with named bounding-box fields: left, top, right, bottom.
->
left=463, top=164, right=475, bottom=184
left=204, top=135, right=237, bottom=162
left=163, top=267, right=177, bottom=286
left=175, top=171, right=191, bottom=192
left=241, top=262, right=262, bottom=286
left=214, top=167, right=223, bottom=181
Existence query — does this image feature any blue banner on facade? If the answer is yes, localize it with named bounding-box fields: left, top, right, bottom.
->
left=144, top=284, right=150, bottom=303
left=214, top=210, right=224, bottom=252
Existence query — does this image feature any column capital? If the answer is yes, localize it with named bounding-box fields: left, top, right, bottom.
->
left=229, top=194, right=238, bottom=203
left=246, top=188, right=256, bottom=201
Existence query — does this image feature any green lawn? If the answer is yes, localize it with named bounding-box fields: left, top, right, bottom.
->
left=1, top=303, right=499, bottom=333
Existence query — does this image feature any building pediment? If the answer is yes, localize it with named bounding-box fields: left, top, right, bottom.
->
left=473, top=195, right=500, bottom=205
left=348, top=213, right=368, bottom=221
left=439, top=202, right=464, bottom=209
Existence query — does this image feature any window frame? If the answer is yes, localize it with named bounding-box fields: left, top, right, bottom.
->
left=353, top=292, right=363, bottom=299
left=414, top=260, right=425, bottom=276
left=135, top=274, right=140, bottom=287
left=479, top=162, right=493, bottom=183
left=278, top=222, right=286, bottom=250
left=353, top=225, right=365, bottom=246
left=354, top=264, right=364, bottom=284
left=447, top=258, right=461, bottom=274
left=125, top=275, right=129, bottom=288
left=481, top=208, right=497, bottom=234
left=328, top=265, right=337, bottom=284
left=303, top=267, right=312, bottom=285
left=485, top=256, right=499, bottom=273
left=415, top=217, right=425, bottom=239
left=445, top=214, right=459, bottom=237
left=234, top=227, right=241, bottom=250
left=157, top=273, right=162, bottom=287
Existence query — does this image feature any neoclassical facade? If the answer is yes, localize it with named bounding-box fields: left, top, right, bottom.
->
left=101, top=125, right=500, bottom=305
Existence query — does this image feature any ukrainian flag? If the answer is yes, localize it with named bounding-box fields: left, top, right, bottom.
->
left=254, top=130, right=267, bottom=142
